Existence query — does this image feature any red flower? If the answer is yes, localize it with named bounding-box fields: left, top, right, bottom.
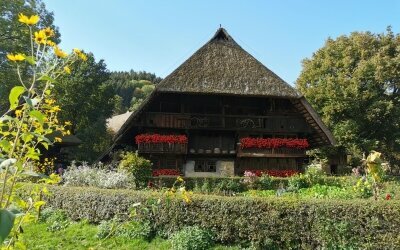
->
left=152, top=169, right=181, bottom=177
left=240, top=137, right=309, bottom=150
left=135, top=134, right=188, bottom=144
left=386, top=194, right=392, bottom=200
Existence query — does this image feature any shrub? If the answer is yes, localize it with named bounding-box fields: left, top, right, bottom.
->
left=117, top=220, right=153, bottom=240
left=96, top=219, right=118, bottom=239
left=170, top=226, right=214, bottom=250
left=30, top=185, right=400, bottom=249
left=304, top=163, right=326, bottom=185
left=118, top=151, right=152, bottom=188
left=63, top=162, right=134, bottom=189
left=255, top=174, right=274, bottom=190
left=214, top=179, right=245, bottom=195
left=287, top=174, right=309, bottom=190
left=43, top=208, right=70, bottom=232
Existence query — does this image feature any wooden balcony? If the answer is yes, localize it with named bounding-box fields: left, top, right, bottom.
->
left=140, top=112, right=308, bottom=132
left=237, top=145, right=306, bottom=158
left=137, top=143, right=187, bottom=154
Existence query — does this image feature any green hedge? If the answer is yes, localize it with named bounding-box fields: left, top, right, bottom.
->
left=31, top=185, right=400, bottom=249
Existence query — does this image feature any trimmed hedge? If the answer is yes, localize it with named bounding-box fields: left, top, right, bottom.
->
left=29, top=185, right=400, bottom=249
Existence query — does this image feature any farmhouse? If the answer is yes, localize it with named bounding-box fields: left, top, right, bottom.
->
left=103, top=28, right=335, bottom=177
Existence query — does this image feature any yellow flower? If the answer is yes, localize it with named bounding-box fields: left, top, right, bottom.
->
left=52, top=106, right=61, bottom=112
left=34, top=30, right=47, bottom=44
left=177, top=176, right=184, bottom=182
left=54, top=137, right=62, bottom=143
left=64, top=121, right=72, bottom=126
left=182, top=191, right=191, bottom=204
left=64, top=66, right=71, bottom=74
left=54, top=46, right=67, bottom=58
left=46, top=40, right=56, bottom=47
left=73, top=48, right=82, bottom=54
left=73, top=48, right=87, bottom=61
left=43, top=27, right=55, bottom=37
left=7, top=53, right=25, bottom=62
left=15, top=109, right=23, bottom=117
left=18, top=13, right=39, bottom=25
left=45, top=99, right=56, bottom=105
left=78, top=52, right=87, bottom=61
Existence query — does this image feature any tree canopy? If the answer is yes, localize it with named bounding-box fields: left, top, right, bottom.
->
left=54, top=53, right=115, bottom=162
left=108, top=70, right=160, bottom=114
left=297, top=28, right=400, bottom=165
left=0, top=0, right=60, bottom=113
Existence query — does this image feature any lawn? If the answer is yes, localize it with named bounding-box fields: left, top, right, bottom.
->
left=20, top=221, right=239, bottom=250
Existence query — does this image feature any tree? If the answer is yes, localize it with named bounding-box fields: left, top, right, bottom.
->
left=297, top=28, right=400, bottom=166
left=108, top=71, right=161, bottom=114
left=54, top=53, right=115, bottom=162
left=0, top=0, right=60, bottom=113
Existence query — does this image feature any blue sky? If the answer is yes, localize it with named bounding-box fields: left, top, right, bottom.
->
left=43, top=0, right=399, bottom=85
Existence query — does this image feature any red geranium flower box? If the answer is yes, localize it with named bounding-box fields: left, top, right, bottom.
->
left=135, top=134, right=188, bottom=144
left=240, top=137, right=309, bottom=149
left=152, top=169, right=181, bottom=177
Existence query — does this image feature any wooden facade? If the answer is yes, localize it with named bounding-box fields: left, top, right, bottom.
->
left=102, top=28, right=335, bottom=176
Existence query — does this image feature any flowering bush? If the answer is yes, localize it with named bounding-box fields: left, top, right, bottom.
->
left=118, top=151, right=152, bottom=188
left=240, top=137, right=309, bottom=149
left=152, top=169, right=181, bottom=177
left=135, top=134, right=188, bottom=144
left=63, top=162, right=134, bottom=189
left=244, top=169, right=299, bottom=177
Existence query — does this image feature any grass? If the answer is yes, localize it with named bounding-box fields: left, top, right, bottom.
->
left=20, top=221, right=170, bottom=250
left=19, top=221, right=240, bottom=250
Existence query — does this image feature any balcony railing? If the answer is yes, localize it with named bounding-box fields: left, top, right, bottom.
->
left=137, top=143, right=187, bottom=154
left=141, top=112, right=307, bottom=132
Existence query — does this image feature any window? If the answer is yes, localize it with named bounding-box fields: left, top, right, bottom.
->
left=194, top=160, right=217, bottom=172
left=151, top=157, right=181, bottom=169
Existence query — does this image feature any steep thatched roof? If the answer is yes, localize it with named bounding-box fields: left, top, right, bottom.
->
left=157, top=28, right=299, bottom=98
left=107, top=111, right=133, bottom=133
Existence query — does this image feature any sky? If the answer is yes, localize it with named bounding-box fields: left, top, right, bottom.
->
left=43, top=0, right=400, bottom=85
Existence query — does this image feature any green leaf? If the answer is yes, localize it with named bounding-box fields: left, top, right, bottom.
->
left=0, top=140, right=11, bottom=152
left=21, top=132, right=34, bottom=143
left=41, top=141, right=49, bottom=150
left=9, top=86, right=25, bottom=110
left=29, top=110, right=45, bottom=125
left=0, top=209, right=15, bottom=244
left=25, top=56, right=36, bottom=65
left=38, top=75, right=56, bottom=83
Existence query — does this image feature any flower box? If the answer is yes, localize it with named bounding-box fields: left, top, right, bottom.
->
left=135, top=134, right=188, bottom=154
left=240, top=137, right=309, bottom=149
left=152, top=169, right=181, bottom=177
